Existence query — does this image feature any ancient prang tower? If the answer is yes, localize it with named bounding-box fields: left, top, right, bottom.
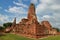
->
left=5, top=3, right=57, bottom=38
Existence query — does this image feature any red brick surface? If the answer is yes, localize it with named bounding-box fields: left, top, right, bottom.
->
left=5, top=3, right=57, bottom=38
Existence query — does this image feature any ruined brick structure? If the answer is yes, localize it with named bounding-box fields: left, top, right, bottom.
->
left=5, top=3, right=57, bottom=38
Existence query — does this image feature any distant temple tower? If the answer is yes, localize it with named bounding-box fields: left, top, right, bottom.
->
left=12, top=17, right=16, bottom=27
left=11, top=17, right=16, bottom=33
left=28, top=3, right=37, bottom=22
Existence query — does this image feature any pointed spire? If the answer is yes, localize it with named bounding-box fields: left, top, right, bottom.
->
left=28, top=3, right=37, bottom=21
left=12, top=17, right=16, bottom=26
left=14, top=17, right=16, bottom=23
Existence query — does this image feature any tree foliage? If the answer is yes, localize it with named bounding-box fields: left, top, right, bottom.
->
left=3, top=22, right=12, bottom=28
left=0, top=26, right=4, bottom=30
left=53, top=27, right=60, bottom=32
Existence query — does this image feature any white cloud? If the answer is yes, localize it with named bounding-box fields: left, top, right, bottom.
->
left=5, top=6, right=27, bottom=14
left=39, top=0, right=52, bottom=4
left=36, top=0, right=60, bottom=14
left=0, top=14, right=9, bottom=23
left=50, top=5, right=60, bottom=10
left=31, top=0, right=38, bottom=4
left=13, top=1, right=28, bottom=8
left=42, top=15, right=51, bottom=19
left=5, top=1, right=28, bottom=14
left=36, top=0, right=60, bottom=28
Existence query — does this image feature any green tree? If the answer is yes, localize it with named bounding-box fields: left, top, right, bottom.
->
left=3, top=22, right=12, bottom=28
left=53, top=27, right=60, bottom=32
left=0, top=26, right=4, bottom=30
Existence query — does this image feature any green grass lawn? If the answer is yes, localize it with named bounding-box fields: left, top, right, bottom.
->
left=0, top=33, right=60, bottom=40
left=40, top=35, right=60, bottom=40
left=0, top=33, right=34, bottom=40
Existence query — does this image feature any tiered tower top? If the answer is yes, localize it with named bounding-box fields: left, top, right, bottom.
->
left=28, top=3, right=37, bottom=21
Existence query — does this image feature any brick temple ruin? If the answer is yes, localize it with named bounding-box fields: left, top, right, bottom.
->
left=5, top=3, right=57, bottom=38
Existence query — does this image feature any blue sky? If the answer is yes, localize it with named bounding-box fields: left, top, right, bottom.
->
left=0, top=0, right=60, bottom=28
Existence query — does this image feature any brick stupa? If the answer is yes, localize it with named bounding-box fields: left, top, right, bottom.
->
left=5, top=3, right=57, bottom=38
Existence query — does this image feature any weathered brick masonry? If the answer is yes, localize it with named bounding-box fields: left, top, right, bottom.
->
left=5, top=3, right=57, bottom=38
